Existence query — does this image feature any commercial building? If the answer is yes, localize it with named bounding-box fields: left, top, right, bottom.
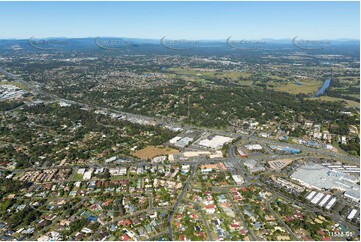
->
left=244, top=144, right=263, bottom=151
left=109, top=167, right=127, bottom=176
left=232, top=175, right=244, bottom=185
left=237, top=148, right=247, bottom=158
left=199, top=135, right=233, bottom=150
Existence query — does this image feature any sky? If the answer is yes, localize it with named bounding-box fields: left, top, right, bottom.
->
left=0, top=1, right=359, bottom=40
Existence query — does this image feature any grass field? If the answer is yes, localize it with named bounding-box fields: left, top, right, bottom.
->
left=307, top=96, right=360, bottom=108
left=72, top=173, right=83, bottom=181
left=273, top=79, right=323, bottom=94
left=132, top=146, right=179, bottom=159
left=110, top=175, right=128, bottom=180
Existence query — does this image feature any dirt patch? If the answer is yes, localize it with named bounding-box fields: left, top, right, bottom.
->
left=132, top=146, right=179, bottom=159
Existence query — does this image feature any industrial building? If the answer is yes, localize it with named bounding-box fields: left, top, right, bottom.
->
left=306, top=191, right=316, bottom=200
left=305, top=191, right=337, bottom=209
left=325, top=197, right=337, bottom=210
left=311, top=193, right=324, bottom=204
left=318, top=194, right=332, bottom=207
left=347, top=209, right=358, bottom=220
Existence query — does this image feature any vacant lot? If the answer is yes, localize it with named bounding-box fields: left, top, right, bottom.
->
left=132, top=146, right=179, bottom=159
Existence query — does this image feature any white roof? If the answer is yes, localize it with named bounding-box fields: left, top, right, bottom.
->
left=245, top=144, right=263, bottom=150
left=311, top=193, right=324, bottom=204
left=347, top=209, right=358, bottom=220
left=325, top=197, right=337, bottom=209
left=306, top=191, right=316, bottom=200
left=77, top=168, right=86, bottom=174
left=199, top=135, right=233, bottom=149
left=318, top=194, right=332, bottom=207
left=169, top=136, right=182, bottom=144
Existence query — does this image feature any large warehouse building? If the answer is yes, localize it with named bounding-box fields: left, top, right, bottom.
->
left=291, top=163, right=360, bottom=202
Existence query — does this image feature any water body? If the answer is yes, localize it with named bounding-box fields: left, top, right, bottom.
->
left=293, top=81, right=302, bottom=86
left=315, top=79, right=331, bottom=96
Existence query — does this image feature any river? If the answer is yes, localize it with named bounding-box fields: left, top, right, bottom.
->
left=315, top=79, right=331, bottom=96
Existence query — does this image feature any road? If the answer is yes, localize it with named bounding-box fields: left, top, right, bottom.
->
left=214, top=147, right=259, bottom=241
left=185, top=198, right=213, bottom=240
left=227, top=145, right=249, bottom=183
left=224, top=189, right=257, bottom=241
left=266, top=196, right=298, bottom=241
left=168, top=165, right=196, bottom=240
left=148, top=193, right=153, bottom=210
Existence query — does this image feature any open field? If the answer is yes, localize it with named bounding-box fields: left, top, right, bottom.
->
left=132, top=146, right=179, bottom=159
left=272, top=79, right=323, bottom=94
left=265, top=74, right=288, bottom=81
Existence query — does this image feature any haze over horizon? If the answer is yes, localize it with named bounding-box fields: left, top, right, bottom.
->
left=2, top=36, right=360, bottom=41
